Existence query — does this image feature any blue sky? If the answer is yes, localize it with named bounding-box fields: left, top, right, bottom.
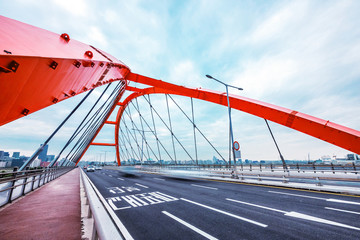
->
left=1, top=0, right=360, bottom=162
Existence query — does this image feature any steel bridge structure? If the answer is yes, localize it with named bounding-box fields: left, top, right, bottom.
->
left=1, top=15, right=360, bottom=170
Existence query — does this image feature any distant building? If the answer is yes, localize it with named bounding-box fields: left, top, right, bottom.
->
left=38, top=144, right=48, bottom=162
left=30, top=159, right=41, bottom=168
left=12, top=152, right=20, bottom=158
left=46, top=155, right=55, bottom=162
left=11, top=157, right=27, bottom=167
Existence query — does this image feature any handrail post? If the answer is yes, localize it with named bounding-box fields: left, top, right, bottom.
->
left=7, top=167, right=18, bottom=204
left=21, top=170, right=29, bottom=196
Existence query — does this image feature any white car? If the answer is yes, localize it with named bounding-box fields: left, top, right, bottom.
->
left=95, top=166, right=102, bottom=170
left=87, top=166, right=95, bottom=172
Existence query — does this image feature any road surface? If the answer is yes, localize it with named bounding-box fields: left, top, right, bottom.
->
left=85, top=169, right=360, bottom=240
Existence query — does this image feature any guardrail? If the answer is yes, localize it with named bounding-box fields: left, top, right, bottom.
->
left=80, top=169, right=133, bottom=240
left=137, top=163, right=360, bottom=188
left=0, top=167, right=74, bottom=207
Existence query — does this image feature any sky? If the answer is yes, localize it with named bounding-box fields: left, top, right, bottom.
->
left=0, top=0, right=360, bottom=163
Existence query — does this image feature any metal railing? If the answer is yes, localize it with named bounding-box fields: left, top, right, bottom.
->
left=0, top=167, right=74, bottom=207
left=136, top=163, right=360, bottom=187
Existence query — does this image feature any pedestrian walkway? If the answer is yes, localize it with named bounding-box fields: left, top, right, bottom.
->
left=0, top=168, right=81, bottom=240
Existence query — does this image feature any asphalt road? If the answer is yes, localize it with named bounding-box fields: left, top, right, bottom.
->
left=85, top=169, right=360, bottom=240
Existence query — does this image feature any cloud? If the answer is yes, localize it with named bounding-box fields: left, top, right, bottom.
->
left=1, top=0, right=360, bottom=162
left=52, top=0, right=90, bottom=17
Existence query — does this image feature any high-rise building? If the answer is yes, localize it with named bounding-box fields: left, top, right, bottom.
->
left=46, top=155, right=55, bottom=162
left=38, top=144, right=48, bottom=162
left=12, top=152, right=20, bottom=158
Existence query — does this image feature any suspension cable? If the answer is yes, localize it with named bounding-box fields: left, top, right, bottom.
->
left=19, top=89, right=94, bottom=171
left=142, top=95, right=195, bottom=164
left=166, top=94, right=177, bottom=164
left=126, top=99, right=175, bottom=162
left=123, top=108, right=160, bottom=162
left=264, top=119, right=288, bottom=171
left=136, top=97, right=151, bottom=162
left=167, top=94, right=227, bottom=163
left=65, top=82, right=124, bottom=164
left=191, top=98, right=198, bottom=165
left=49, top=84, right=113, bottom=167
left=147, top=95, right=162, bottom=163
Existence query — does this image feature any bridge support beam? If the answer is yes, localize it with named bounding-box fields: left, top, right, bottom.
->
left=110, top=72, right=360, bottom=166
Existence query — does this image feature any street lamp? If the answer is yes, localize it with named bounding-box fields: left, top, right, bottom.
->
left=206, top=75, right=243, bottom=168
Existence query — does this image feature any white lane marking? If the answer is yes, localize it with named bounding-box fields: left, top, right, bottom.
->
left=227, top=198, right=360, bottom=231
left=117, top=177, right=124, bottom=181
left=269, top=191, right=360, bottom=205
left=162, top=211, right=218, bottom=240
left=327, top=199, right=360, bottom=205
left=109, top=175, right=113, bottom=177
left=285, top=211, right=360, bottom=231
left=191, top=184, right=218, bottom=190
left=154, top=178, right=165, bottom=181
left=268, top=191, right=325, bottom=200
left=135, top=183, right=149, bottom=188
left=180, top=198, right=267, bottom=227
left=226, top=198, right=287, bottom=214
left=325, top=207, right=360, bottom=215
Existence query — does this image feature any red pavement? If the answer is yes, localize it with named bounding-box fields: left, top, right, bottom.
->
left=0, top=168, right=81, bottom=240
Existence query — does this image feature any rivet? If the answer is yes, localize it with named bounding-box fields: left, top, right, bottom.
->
left=85, top=51, right=93, bottom=59
left=60, top=33, right=70, bottom=42
left=21, top=108, right=30, bottom=116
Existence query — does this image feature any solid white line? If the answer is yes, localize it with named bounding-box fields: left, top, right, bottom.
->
left=326, top=199, right=360, bottom=205
left=226, top=198, right=287, bottom=214
left=285, top=211, right=360, bottom=231
left=268, top=191, right=325, bottom=200
left=154, top=178, right=165, bottom=181
left=180, top=198, right=267, bottom=227
left=162, top=211, right=218, bottom=240
left=135, top=183, right=149, bottom=188
left=325, top=207, right=360, bottom=215
left=191, top=184, right=218, bottom=190
left=117, top=177, right=124, bottom=181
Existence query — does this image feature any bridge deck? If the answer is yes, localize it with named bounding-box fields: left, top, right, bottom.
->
left=0, top=168, right=81, bottom=240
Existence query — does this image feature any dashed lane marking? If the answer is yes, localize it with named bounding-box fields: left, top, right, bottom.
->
left=154, top=178, right=165, bottom=181
left=162, top=211, right=218, bottom=240
left=226, top=198, right=360, bottom=231
left=135, top=183, right=149, bottom=188
left=191, top=184, right=218, bottom=190
left=325, top=207, right=360, bottom=215
left=268, top=190, right=360, bottom=205
left=181, top=198, right=267, bottom=227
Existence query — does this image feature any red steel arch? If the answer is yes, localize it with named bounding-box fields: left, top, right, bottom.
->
left=111, top=73, right=360, bottom=165
left=1, top=16, right=359, bottom=166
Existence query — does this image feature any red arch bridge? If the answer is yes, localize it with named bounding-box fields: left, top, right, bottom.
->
left=1, top=15, right=360, bottom=240
left=0, top=15, right=359, bottom=169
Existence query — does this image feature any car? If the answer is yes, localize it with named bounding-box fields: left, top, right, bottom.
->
left=86, top=166, right=95, bottom=172
left=95, top=166, right=102, bottom=170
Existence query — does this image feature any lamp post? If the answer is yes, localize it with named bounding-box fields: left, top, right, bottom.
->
left=206, top=75, right=243, bottom=169
left=102, top=150, right=110, bottom=166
